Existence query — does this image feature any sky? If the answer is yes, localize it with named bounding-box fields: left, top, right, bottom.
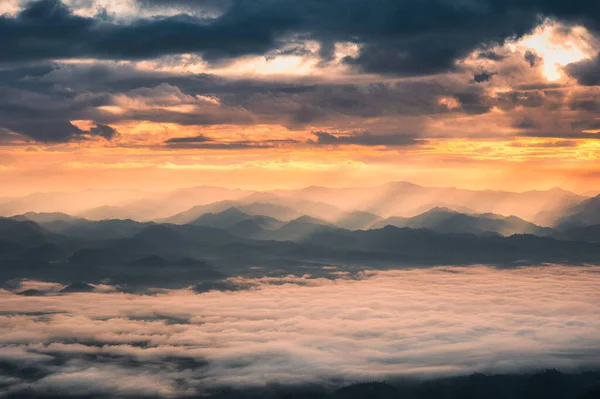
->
left=2, top=0, right=600, bottom=195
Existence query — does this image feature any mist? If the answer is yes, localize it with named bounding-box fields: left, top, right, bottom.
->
left=1, top=265, right=599, bottom=397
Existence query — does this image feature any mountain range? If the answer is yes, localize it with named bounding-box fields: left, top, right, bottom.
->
left=1, top=184, right=600, bottom=291
left=1, top=182, right=590, bottom=225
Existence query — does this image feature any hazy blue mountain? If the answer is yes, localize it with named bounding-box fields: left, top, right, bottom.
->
left=273, top=216, right=340, bottom=241
left=271, top=182, right=585, bottom=223
left=169, top=224, right=245, bottom=246
left=41, top=218, right=153, bottom=240
left=334, top=211, right=382, bottom=230
left=134, top=225, right=187, bottom=246
left=3, top=183, right=587, bottom=226
left=79, top=205, right=140, bottom=221
left=239, top=203, right=302, bottom=221
left=0, top=189, right=149, bottom=217
left=237, top=192, right=344, bottom=221
left=161, top=200, right=240, bottom=224
left=583, top=190, right=600, bottom=197
left=226, top=216, right=285, bottom=239
left=300, top=225, right=600, bottom=265
left=192, top=207, right=253, bottom=228
left=12, top=212, right=82, bottom=224
left=0, top=218, right=52, bottom=246
left=74, top=186, right=253, bottom=221
left=372, top=207, right=553, bottom=236
left=128, top=255, right=215, bottom=268
left=555, top=195, right=600, bottom=229
left=4, top=223, right=600, bottom=289
left=164, top=200, right=335, bottom=224
left=556, top=224, right=600, bottom=243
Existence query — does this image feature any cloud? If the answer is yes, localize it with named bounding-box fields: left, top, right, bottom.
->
left=164, top=134, right=213, bottom=144
left=2, top=0, right=600, bottom=77
left=0, top=119, right=118, bottom=143
left=312, top=131, right=426, bottom=147
left=163, top=131, right=427, bottom=150
left=1, top=2, right=600, bottom=149
left=0, top=265, right=599, bottom=397
left=88, top=124, right=118, bottom=140
left=510, top=140, right=579, bottom=148
left=566, top=55, right=600, bottom=86
left=0, top=0, right=279, bottom=63
left=477, top=50, right=508, bottom=61
left=519, top=131, right=600, bottom=140
left=525, top=50, right=543, bottom=67
left=164, top=135, right=299, bottom=149
left=473, top=71, right=497, bottom=83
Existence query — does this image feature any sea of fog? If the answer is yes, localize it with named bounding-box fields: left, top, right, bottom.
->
left=1, top=265, right=599, bottom=397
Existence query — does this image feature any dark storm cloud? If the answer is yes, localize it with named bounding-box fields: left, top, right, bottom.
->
left=0, top=0, right=283, bottom=63
left=477, top=51, right=508, bottom=62
left=510, top=140, right=579, bottom=148
left=312, top=131, right=426, bottom=147
left=494, top=90, right=549, bottom=111
left=0, top=120, right=117, bottom=142
left=513, top=117, right=540, bottom=130
left=514, top=83, right=566, bottom=91
left=2, top=0, right=600, bottom=77
left=1, top=0, right=598, bottom=145
left=571, top=120, right=600, bottom=131
left=164, top=135, right=299, bottom=149
left=569, top=99, right=600, bottom=112
left=0, top=61, right=480, bottom=142
left=518, top=131, right=600, bottom=140
left=0, top=76, right=116, bottom=142
left=524, top=50, right=542, bottom=68
left=454, top=92, right=492, bottom=115
left=473, top=71, right=497, bottom=83
left=89, top=123, right=117, bottom=140
left=163, top=131, right=425, bottom=149
left=566, top=55, right=600, bottom=86
left=164, top=134, right=213, bottom=144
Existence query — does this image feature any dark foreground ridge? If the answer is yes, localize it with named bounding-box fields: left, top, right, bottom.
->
left=3, top=214, right=600, bottom=289
left=3, top=370, right=600, bottom=399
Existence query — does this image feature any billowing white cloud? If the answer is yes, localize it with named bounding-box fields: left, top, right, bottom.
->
left=0, top=265, right=599, bottom=396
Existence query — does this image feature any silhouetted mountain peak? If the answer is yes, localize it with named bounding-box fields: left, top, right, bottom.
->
left=425, top=206, right=459, bottom=214
left=291, top=215, right=331, bottom=226
left=556, top=194, right=600, bottom=229
left=0, top=217, right=50, bottom=246
left=191, top=207, right=250, bottom=228
left=220, top=206, right=247, bottom=216
left=17, top=289, right=46, bottom=296
left=14, top=212, right=80, bottom=223
left=241, top=192, right=281, bottom=202
left=60, top=282, right=96, bottom=293
left=385, top=180, right=421, bottom=188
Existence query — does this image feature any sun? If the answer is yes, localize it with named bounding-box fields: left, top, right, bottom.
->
left=516, top=21, right=597, bottom=81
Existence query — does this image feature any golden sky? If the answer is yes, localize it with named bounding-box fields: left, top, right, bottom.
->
left=2, top=2, right=600, bottom=195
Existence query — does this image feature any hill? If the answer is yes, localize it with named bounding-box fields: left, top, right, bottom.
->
left=372, top=207, right=553, bottom=236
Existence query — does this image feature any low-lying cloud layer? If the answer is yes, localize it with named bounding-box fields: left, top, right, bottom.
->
left=1, top=265, right=599, bottom=397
